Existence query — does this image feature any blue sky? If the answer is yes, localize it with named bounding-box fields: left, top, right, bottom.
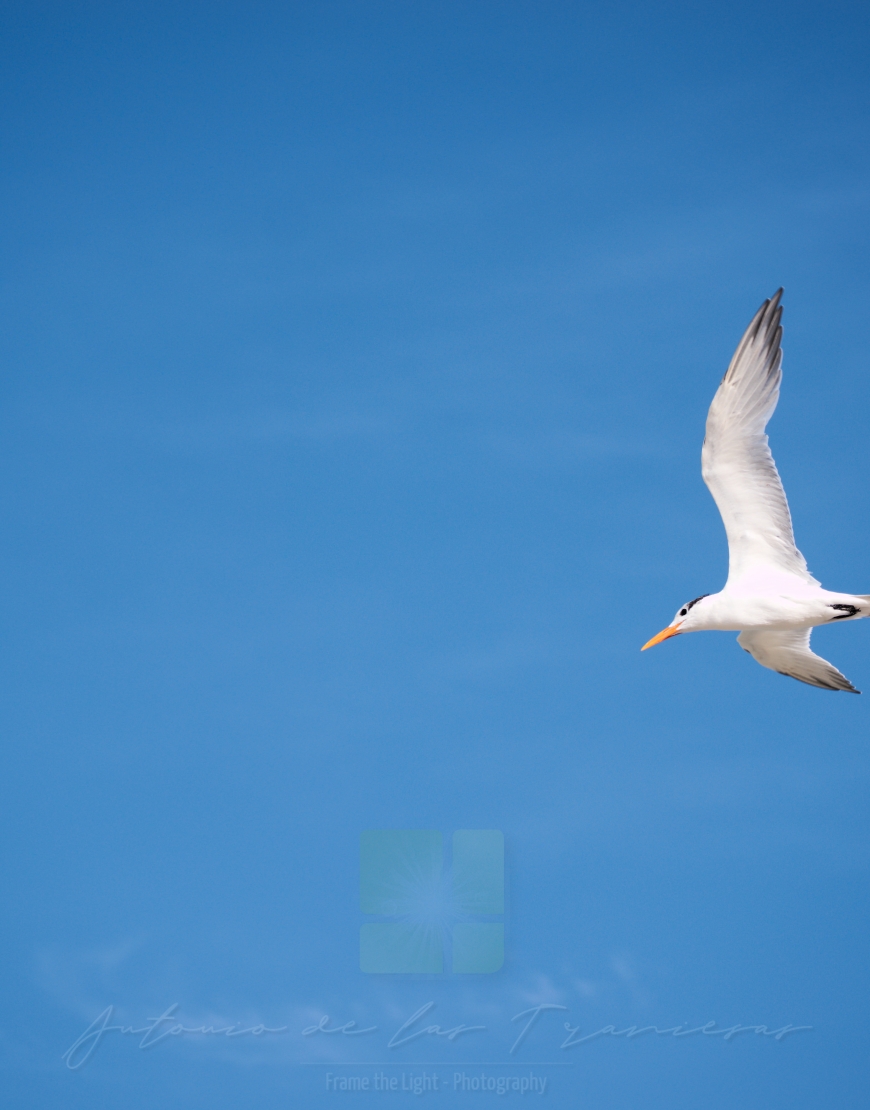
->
left=1, top=2, right=869, bottom=1107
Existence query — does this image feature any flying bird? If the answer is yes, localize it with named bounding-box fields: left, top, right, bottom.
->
left=642, top=289, right=868, bottom=691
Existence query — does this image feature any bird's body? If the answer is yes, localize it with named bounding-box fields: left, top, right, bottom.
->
left=642, top=290, right=868, bottom=692
left=686, top=581, right=868, bottom=634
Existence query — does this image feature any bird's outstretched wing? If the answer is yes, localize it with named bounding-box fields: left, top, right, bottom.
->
left=737, top=629, right=859, bottom=692
left=702, top=290, right=817, bottom=586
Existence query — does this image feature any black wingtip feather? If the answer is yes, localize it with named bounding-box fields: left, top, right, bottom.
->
left=755, top=294, right=783, bottom=340
left=720, top=290, right=785, bottom=386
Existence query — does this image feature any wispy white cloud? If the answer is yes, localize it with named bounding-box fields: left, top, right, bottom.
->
left=36, top=935, right=147, bottom=1020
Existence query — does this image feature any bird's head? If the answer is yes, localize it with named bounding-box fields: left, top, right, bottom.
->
left=641, top=594, right=711, bottom=650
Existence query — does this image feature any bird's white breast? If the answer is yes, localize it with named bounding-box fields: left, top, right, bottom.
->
left=702, top=577, right=855, bottom=632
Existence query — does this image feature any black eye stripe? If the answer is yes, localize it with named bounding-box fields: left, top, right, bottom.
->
left=685, top=594, right=710, bottom=612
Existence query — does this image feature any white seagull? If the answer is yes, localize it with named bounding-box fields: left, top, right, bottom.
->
left=642, top=289, right=868, bottom=692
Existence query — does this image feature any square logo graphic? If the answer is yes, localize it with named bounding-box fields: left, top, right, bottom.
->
left=359, top=830, right=504, bottom=974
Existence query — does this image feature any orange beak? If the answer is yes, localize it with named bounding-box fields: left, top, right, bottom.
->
left=641, top=624, right=682, bottom=651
